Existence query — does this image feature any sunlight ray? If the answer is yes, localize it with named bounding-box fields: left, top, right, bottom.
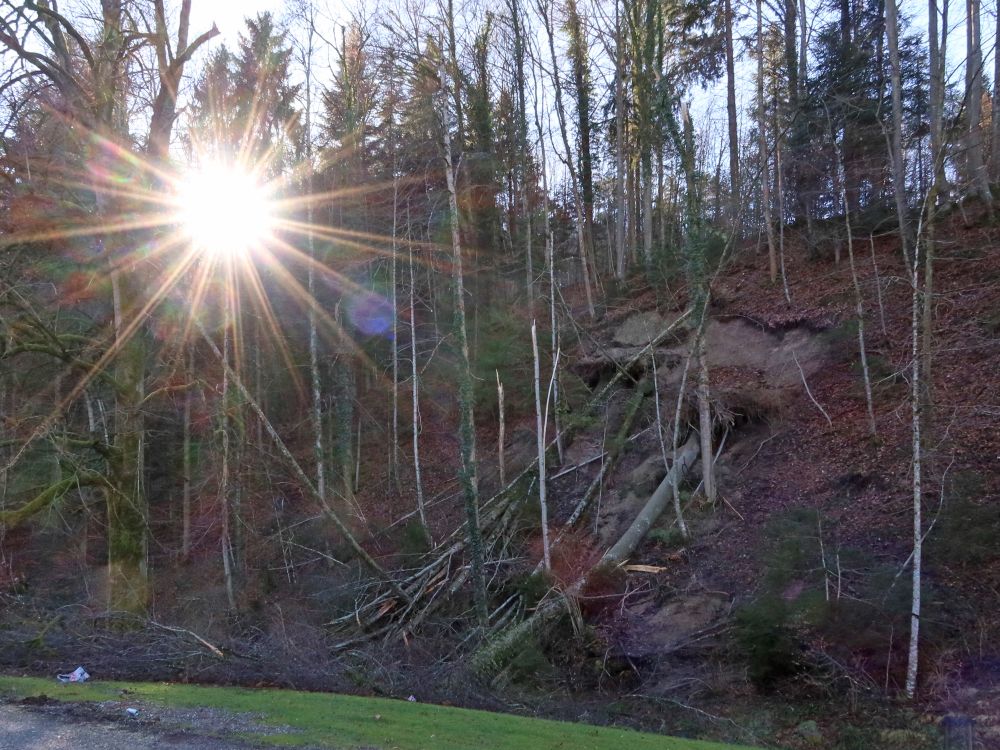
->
left=235, top=258, right=306, bottom=399
left=0, top=240, right=202, bottom=476
left=252, top=241, right=376, bottom=370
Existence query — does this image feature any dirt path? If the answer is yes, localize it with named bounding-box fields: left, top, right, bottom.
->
left=0, top=702, right=268, bottom=750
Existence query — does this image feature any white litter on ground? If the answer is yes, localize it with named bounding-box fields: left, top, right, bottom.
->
left=56, top=667, right=89, bottom=683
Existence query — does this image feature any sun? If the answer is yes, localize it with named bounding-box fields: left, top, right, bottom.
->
left=175, top=164, right=275, bottom=259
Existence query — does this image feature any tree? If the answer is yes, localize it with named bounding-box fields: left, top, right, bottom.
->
left=439, top=51, right=489, bottom=625
left=723, top=0, right=740, bottom=224
left=885, top=0, right=910, bottom=262
left=757, top=0, right=778, bottom=282
left=537, top=0, right=596, bottom=317
left=963, top=0, right=990, bottom=201
left=565, top=0, right=597, bottom=270
left=0, top=0, right=216, bottom=613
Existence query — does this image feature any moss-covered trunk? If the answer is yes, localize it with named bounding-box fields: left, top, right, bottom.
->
left=107, top=274, right=149, bottom=614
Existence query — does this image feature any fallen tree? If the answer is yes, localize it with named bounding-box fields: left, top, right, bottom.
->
left=603, top=435, right=700, bottom=564
left=324, top=314, right=696, bottom=644
left=471, top=433, right=700, bottom=677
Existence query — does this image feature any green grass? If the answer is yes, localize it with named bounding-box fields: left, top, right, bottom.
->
left=0, top=675, right=757, bottom=750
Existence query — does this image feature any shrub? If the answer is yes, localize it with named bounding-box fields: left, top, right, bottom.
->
left=734, top=594, right=803, bottom=686
left=928, top=472, right=999, bottom=568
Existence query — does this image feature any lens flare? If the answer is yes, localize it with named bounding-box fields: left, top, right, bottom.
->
left=176, top=164, right=275, bottom=258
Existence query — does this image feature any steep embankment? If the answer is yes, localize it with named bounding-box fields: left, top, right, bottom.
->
left=523, top=207, right=1000, bottom=747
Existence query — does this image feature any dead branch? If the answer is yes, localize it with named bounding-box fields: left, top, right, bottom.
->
left=149, top=620, right=224, bottom=659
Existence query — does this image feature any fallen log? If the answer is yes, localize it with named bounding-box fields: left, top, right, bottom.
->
left=562, top=377, right=650, bottom=529
left=472, top=433, right=700, bottom=677
left=602, top=434, right=700, bottom=565
left=328, top=313, right=695, bottom=644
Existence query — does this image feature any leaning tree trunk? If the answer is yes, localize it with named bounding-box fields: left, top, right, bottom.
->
left=604, top=435, right=699, bottom=564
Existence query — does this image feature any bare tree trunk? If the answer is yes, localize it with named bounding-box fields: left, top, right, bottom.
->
left=507, top=0, right=534, bottom=302
left=614, top=0, right=627, bottom=280
left=566, top=0, right=597, bottom=275
left=531, top=321, right=551, bottom=572
left=758, top=0, right=778, bottom=283
left=181, top=344, right=193, bottom=561
left=965, top=0, right=991, bottom=201
left=408, top=231, right=430, bottom=543
left=302, top=9, right=325, bottom=504
left=885, top=0, right=911, bottom=264
left=497, top=372, right=506, bottom=487
left=548, top=234, right=564, bottom=464
left=537, top=0, right=596, bottom=318
left=696, top=334, right=715, bottom=504
left=333, top=306, right=355, bottom=507
left=441, top=68, right=489, bottom=624
left=776, top=136, right=792, bottom=303
left=905, top=229, right=923, bottom=699
left=992, top=6, right=1000, bottom=182
left=643, top=161, right=654, bottom=267
left=924, top=0, right=948, bottom=415
left=445, top=0, right=465, bottom=139
left=391, top=178, right=400, bottom=489
left=220, top=325, right=236, bottom=610
left=724, top=0, right=740, bottom=225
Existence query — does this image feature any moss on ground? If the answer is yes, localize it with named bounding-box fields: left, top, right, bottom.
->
left=0, top=675, right=757, bottom=749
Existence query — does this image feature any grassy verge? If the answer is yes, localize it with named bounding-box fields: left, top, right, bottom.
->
left=0, top=675, right=757, bottom=749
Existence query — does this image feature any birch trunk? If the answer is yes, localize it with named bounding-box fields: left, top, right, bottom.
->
left=531, top=321, right=551, bottom=572
left=408, top=232, right=430, bottom=543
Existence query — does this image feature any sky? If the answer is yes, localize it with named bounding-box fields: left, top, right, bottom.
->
left=188, top=0, right=290, bottom=48
left=179, top=0, right=990, bottom=175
